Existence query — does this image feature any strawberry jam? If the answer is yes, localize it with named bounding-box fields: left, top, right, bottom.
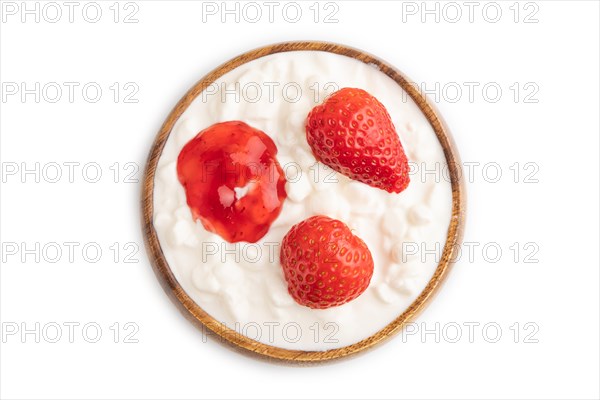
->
left=177, top=121, right=287, bottom=243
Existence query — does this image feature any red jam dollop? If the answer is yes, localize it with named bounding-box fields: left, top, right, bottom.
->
left=177, top=121, right=287, bottom=243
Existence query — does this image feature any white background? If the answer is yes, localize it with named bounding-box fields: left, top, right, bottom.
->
left=1, top=1, right=599, bottom=399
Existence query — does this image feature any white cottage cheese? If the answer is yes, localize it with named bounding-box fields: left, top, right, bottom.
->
left=153, top=51, right=452, bottom=351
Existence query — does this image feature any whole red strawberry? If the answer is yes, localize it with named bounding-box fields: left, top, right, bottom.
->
left=280, top=215, right=374, bottom=309
left=306, top=88, right=410, bottom=193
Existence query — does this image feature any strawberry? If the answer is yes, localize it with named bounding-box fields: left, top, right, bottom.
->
left=306, top=87, right=410, bottom=193
left=177, top=121, right=287, bottom=243
left=280, top=215, right=374, bottom=309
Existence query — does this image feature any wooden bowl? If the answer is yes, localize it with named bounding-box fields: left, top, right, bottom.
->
left=142, top=41, right=466, bottom=363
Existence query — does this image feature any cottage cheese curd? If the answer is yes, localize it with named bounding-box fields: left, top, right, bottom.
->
left=153, top=51, right=452, bottom=351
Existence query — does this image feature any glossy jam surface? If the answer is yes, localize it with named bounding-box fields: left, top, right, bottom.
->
left=177, top=121, right=287, bottom=243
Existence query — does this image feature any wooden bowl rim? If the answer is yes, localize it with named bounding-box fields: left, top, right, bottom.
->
left=142, top=40, right=466, bottom=363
